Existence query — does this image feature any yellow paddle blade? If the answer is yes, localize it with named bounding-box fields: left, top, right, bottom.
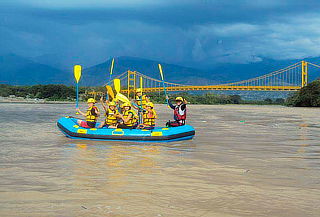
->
left=114, top=79, right=121, bottom=93
left=105, top=85, right=115, bottom=100
left=158, top=64, right=164, bottom=80
left=115, top=93, right=130, bottom=104
left=74, top=65, right=82, bottom=83
left=110, top=58, right=115, bottom=75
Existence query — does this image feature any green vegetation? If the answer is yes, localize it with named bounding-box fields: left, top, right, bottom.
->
left=0, top=84, right=285, bottom=105
left=0, top=84, right=77, bottom=101
left=286, top=80, right=320, bottom=107
left=147, top=92, right=285, bottom=105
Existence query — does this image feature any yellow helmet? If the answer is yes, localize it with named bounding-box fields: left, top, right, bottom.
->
left=175, top=97, right=183, bottom=101
left=136, top=88, right=142, bottom=93
left=146, top=102, right=154, bottom=108
left=87, top=98, right=96, bottom=103
left=122, top=102, right=131, bottom=107
left=108, top=101, right=116, bottom=106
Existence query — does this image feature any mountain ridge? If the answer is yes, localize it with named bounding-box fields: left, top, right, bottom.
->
left=1, top=54, right=320, bottom=86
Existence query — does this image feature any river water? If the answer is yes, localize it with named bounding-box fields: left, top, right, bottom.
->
left=0, top=103, right=319, bottom=217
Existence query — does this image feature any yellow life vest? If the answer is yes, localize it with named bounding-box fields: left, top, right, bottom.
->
left=123, top=109, right=138, bottom=126
left=105, top=108, right=119, bottom=125
left=135, top=94, right=147, bottom=108
left=143, top=109, right=157, bottom=126
left=86, top=106, right=99, bottom=122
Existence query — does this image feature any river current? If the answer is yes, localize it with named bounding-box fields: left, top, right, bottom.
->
left=0, top=103, right=319, bottom=217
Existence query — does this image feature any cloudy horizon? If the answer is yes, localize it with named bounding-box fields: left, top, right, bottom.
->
left=1, top=0, right=320, bottom=69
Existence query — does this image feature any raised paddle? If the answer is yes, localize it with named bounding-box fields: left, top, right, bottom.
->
left=105, top=85, right=115, bottom=100
left=106, top=58, right=115, bottom=101
left=114, top=78, right=121, bottom=94
left=158, top=64, right=169, bottom=105
left=74, top=65, right=82, bottom=114
left=114, top=78, right=130, bottom=103
left=109, top=58, right=115, bottom=81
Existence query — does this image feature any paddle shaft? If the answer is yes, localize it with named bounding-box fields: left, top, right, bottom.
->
left=107, top=59, right=114, bottom=100
left=158, top=64, right=169, bottom=105
left=76, top=83, right=79, bottom=108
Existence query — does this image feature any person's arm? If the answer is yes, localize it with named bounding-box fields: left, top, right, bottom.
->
left=100, top=97, right=108, bottom=112
left=145, top=95, right=150, bottom=103
left=95, top=108, right=100, bottom=117
left=181, top=104, right=186, bottom=110
left=153, top=110, right=158, bottom=119
left=121, top=113, right=133, bottom=123
left=91, top=107, right=100, bottom=117
left=76, top=108, right=87, bottom=117
left=131, top=101, right=139, bottom=110
left=166, top=96, right=175, bottom=109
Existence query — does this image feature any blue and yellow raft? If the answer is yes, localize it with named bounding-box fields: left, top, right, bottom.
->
left=57, top=117, right=195, bottom=142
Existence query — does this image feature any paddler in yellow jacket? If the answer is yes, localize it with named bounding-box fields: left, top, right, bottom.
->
left=138, top=102, right=157, bottom=130
left=76, top=98, right=100, bottom=128
left=97, top=101, right=120, bottom=128
left=134, top=88, right=149, bottom=109
left=118, top=102, right=138, bottom=129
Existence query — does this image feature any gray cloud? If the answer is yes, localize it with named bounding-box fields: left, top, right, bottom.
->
left=1, top=0, right=320, bottom=68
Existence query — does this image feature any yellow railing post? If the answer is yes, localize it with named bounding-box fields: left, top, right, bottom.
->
left=301, top=61, right=308, bottom=87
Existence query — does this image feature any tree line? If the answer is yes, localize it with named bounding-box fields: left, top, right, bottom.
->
left=0, top=84, right=287, bottom=105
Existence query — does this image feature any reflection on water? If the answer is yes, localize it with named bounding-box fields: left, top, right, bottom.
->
left=0, top=103, right=320, bottom=217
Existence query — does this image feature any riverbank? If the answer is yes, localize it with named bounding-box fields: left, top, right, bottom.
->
left=0, top=96, right=74, bottom=104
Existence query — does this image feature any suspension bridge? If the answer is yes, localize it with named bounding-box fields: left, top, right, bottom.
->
left=89, top=61, right=320, bottom=97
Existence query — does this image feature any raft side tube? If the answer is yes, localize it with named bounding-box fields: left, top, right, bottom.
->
left=57, top=117, right=195, bottom=142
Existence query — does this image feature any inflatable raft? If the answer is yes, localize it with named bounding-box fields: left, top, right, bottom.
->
left=57, top=117, right=195, bottom=142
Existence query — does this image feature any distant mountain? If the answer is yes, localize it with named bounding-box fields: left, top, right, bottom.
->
left=0, top=54, right=70, bottom=85
left=81, top=56, right=220, bottom=86
left=2, top=54, right=320, bottom=86
left=82, top=56, right=320, bottom=86
left=205, top=57, right=320, bottom=83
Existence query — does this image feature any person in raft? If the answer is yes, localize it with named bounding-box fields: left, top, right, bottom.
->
left=97, top=100, right=120, bottom=129
left=138, top=102, right=157, bottom=130
left=118, top=102, right=138, bottom=129
left=134, top=88, right=149, bottom=109
left=166, top=96, right=187, bottom=127
left=76, top=98, right=100, bottom=128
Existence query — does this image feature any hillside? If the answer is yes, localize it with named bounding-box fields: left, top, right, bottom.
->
left=0, top=54, right=69, bottom=85
left=81, top=56, right=220, bottom=86
left=2, top=54, right=320, bottom=86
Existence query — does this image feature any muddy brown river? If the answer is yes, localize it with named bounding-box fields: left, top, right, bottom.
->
left=0, top=103, right=319, bottom=217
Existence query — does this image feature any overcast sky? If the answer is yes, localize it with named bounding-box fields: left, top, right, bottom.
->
left=1, top=0, right=320, bottom=68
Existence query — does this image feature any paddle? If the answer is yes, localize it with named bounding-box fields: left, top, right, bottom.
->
left=74, top=65, right=82, bottom=114
left=158, top=64, right=169, bottom=105
left=109, top=58, right=115, bottom=81
left=114, top=78, right=130, bottom=103
left=105, top=85, right=115, bottom=100
left=103, top=58, right=115, bottom=101
left=114, top=78, right=121, bottom=94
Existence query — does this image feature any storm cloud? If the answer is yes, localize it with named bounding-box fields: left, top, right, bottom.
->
left=1, top=0, right=320, bottom=68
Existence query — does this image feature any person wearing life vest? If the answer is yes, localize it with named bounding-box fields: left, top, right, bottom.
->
left=97, top=101, right=120, bottom=129
left=134, top=88, right=149, bottom=109
left=76, top=98, right=100, bottom=128
left=138, top=102, right=157, bottom=130
left=118, top=102, right=138, bottom=129
left=166, top=96, right=187, bottom=127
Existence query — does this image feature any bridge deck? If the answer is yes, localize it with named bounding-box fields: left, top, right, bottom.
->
left=121, top=86, right=301, bottom=93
